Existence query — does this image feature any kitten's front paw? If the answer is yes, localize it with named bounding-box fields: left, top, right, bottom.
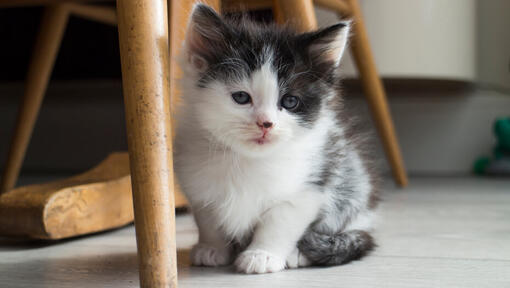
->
left=235, top=249, right=286, bottom=274
left=191, top=243, right=231, bottom=267
left=286, top=248, right=312, bottom=269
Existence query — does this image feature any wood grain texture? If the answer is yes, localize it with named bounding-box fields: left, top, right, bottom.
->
left=1, top=177, right=509, bottom=288
left=0, top=4, right=70, bottom=194
left=222, top=0, right=350, bottom=16
left=117, top=0, right=177, bottom=286
left=0, top=153, right=132, bottom=239
left=315, top=0, right=351, bottom=16
left=345, top=0, right=408, bottom=187
left=222, top=0, right=271, bottom=13
left=273, top=0, right=317, bottom=32
left=67, top=3, right=117, bottom=26
left=0, top=0, right=108, bottom=8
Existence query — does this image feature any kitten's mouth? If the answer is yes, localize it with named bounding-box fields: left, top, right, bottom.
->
left=254, top=137, right=269, bottom=145
left=252, top=133, right=271, bottom=145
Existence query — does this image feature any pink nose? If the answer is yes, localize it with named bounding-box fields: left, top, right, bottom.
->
left=257, top=121, right=273, bottom=130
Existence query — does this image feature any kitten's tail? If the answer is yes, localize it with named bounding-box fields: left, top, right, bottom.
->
left=297, top=230, right=375, bottom=266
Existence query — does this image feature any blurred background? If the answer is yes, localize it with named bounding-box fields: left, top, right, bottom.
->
left=0, top=0, right=509, bottom=179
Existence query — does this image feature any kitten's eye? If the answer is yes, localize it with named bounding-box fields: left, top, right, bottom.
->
left=231, top=91, right=251, bottom=105
left=281, top=95, right=300, bottom=110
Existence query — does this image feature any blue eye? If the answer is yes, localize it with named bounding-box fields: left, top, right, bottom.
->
left=232, top=91, right=251, bottom=105
left=281, top=95, right=300, bottom=110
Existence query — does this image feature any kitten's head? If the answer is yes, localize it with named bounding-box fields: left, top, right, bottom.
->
left=180, top=4, right=349, bottom=157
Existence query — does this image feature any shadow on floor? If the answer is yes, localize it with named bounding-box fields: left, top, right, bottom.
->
left=0, top=224, right=134, bottom=252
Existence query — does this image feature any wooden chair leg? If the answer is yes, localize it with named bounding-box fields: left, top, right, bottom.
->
left=0, top=5, right=69, bottom=194
left=273, top=0, right=318, bottom=32
left=346, top=0, right=408, bottom=187
left=116, top=0, right=177, bottom=287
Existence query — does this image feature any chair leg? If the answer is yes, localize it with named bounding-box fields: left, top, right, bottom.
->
left=346, top=0, right=408, bottom=187
left=0, top=5, right=69, bottom=194
left=273, top=0, right=318, bottom=32
left=116, top=1, right=177, bottom=287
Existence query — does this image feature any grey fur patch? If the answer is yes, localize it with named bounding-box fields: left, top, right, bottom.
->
left=298, top=230, right=375, bottom=266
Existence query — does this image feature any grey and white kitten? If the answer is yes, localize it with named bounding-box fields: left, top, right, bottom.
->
left=174, top=4, right=378, bottom=274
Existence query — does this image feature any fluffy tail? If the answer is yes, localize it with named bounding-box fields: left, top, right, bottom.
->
left=298, top=230, right=375, bottom=266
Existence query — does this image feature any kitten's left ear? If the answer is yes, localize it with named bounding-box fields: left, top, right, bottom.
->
left=185, top=4, right=230, bottom=72
left=301, top=21, right=351, bottom=68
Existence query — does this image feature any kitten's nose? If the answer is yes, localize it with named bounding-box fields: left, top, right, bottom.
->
left=257, top=121, right=273, bottom=130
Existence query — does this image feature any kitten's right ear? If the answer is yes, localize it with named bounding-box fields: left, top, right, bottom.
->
left=185, top=4, right=228, bottom=72
left=298, top=21, right=351, bottom=71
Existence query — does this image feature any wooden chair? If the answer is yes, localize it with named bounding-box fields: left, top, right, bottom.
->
left=0, top=0, right=407, bottom=287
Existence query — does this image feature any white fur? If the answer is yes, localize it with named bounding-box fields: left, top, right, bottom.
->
left=286, top=247, right=312, bottom=268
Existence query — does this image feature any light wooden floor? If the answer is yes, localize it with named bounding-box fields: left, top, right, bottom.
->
left=1, top=177, right=509, bottom=288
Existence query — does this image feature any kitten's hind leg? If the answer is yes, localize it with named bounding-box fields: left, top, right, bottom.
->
left=298, top=230, right=375, bottom=266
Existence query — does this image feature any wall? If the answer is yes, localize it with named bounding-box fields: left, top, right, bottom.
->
left=346, top=84, right=510, bottom=175
left=477, top=0, right=510, bottom=91
left=316, top=0, right=477, bottom=81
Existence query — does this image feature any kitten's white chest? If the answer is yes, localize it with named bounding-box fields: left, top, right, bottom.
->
left=183, top=146, right=313, bottom=240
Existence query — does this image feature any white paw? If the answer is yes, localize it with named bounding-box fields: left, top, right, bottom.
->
left=190, top=243, right=231, bottom=267
left=286, top=248, right=311, bottom=269
left=235, top=249, right=286, bottom=274
left=286, top=248, right=299, bottom=269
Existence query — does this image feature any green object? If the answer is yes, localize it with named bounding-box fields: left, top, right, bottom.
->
left=493, top=146, right=509, bottom=159
left=474, top=157, right=491, bottom=175
left=473, top=117, right=510, bottom=176
left=494, top=118, right=510, bottom=152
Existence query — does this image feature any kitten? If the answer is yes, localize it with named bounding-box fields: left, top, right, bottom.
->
left=174, top=4, right=378, bottom=274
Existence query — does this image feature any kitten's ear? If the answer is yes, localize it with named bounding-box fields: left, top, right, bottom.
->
left=185, top=4, right=229, bottom=71
left=301, top=22, right=350, bottom=69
